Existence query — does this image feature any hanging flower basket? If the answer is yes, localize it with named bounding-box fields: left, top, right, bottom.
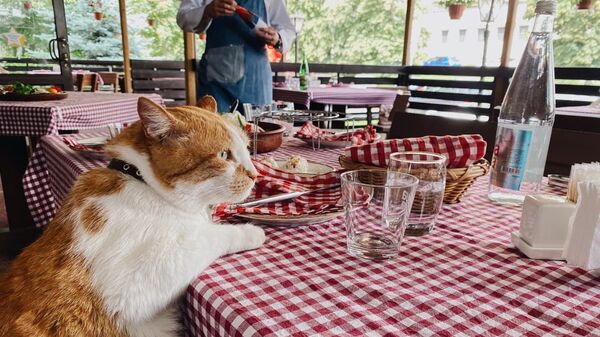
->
left=94, top=11, right=104, bottom=20
left=448, top=4, right=466, bottom=19
left=577, top=0, right=593, bottom=9
left=23, top=1, right=32, bottom=11
left=147, top=18, right=156, bottom=27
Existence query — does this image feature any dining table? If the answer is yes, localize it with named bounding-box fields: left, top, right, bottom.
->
left=22, top=131, right=600, bottom=336
left=0, top=91, right=163, bottom=229
left=273, top=86, right=410, bottom=126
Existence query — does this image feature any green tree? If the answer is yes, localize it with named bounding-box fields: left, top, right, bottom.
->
left=287, top=0, right=407, bottom=65
left=526, top=0, right=600, bottom=67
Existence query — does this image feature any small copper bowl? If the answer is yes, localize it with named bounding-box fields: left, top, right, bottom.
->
left=249, top=121, right=285, bottom=153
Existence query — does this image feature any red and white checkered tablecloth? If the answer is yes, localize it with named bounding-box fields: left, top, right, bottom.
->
left=185, top=181, right=600, bottom=336
left=273, top=87, right=398, bottom=108
left=0, top=92, right=163, bottom=136
left=22, top=132, right=600, bottom=336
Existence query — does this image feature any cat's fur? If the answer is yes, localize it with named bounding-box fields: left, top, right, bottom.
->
left=0, top=96, right=265, bottom=337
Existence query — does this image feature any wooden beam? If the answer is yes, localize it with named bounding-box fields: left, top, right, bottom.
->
left=500, top=0, right=519, bottom=67
left=402, top=0, right=416, bottom=66
left=118, top=0, right=132, bottom=93
left=183, top=32, right=197, bottom=105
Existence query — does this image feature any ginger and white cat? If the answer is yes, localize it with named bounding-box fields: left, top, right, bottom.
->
left=0, top=96, right=265, bottom=337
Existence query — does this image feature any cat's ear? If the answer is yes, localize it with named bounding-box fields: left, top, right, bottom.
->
left=197, top=95, right=218, bottom=114
left=138, top=97, right=175, bottom=140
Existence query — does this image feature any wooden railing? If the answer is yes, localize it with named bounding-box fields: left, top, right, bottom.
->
left=130, top=60, right=186, bottom=107
left=1, top=58, right=598, bottom=114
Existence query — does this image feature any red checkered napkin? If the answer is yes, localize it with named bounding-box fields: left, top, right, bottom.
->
left=346, top=134, right=487, bottom=169
left=62, top=137, right=106, bottom=153
left=213, top=161, right=342, bottom=221
left=294, top=122, right=376, bottom=145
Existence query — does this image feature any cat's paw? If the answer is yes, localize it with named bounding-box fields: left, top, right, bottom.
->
left=239, top=224, right=266, bottom=251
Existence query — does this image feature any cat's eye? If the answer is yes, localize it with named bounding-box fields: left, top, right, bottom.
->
left=218, top=150, right=228, bottom=160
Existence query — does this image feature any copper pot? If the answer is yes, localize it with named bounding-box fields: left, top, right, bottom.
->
left=448, top=4, right=466, bottom=20
left=248, top=121, right=285, bottom=154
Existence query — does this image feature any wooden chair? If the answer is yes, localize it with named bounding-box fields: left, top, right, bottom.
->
left=98, top=72, right=119, bottom=93
left=75, top=73, right=99, bottom=92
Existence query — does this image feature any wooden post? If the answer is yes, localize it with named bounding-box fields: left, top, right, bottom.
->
left=118, top=0, right=132, bottom=93
left=402, top=0, right=416, bottom=66
left=500, top=0, right=519, bottom=67
left=183, top=32, right=197, bottom=105
left=494, top=0, right=519, bottom=110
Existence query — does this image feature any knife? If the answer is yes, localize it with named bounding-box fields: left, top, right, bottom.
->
left=234, top=185, right=339, bottom=208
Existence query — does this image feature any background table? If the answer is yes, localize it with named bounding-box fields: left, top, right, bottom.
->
left=22, top=132, right=600, bottom=336
left=273, top=86, right=409, bottom=126
left=0, top=92, right=162, bottom=229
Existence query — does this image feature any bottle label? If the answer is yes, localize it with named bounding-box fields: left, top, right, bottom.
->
left=490, top=126, right=533, bottom=191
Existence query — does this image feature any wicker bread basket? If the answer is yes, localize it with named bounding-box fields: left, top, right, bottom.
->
left=339, top=155, right=490, bottom=204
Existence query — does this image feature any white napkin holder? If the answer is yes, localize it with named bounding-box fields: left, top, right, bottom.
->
left=563, top=181, right=600, bottom=271
left=511, top=194, right=576, bottom=260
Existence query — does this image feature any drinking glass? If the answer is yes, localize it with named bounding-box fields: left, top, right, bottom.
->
left=341, top=169, right=418, bottom=260
left=388, top=152, right=447, bottom=236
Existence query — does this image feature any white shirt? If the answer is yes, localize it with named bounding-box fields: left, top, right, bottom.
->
left=177, top=0, right=296, bottom=54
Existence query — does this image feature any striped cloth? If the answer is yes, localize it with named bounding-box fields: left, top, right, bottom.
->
left=346, top=134, right=487, bottom=169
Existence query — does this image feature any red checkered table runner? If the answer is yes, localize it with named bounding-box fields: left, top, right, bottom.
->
left=0, top=92, right=162, bottom=136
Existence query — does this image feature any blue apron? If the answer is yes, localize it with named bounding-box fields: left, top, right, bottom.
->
left=197, top=0, right=272, bottom=112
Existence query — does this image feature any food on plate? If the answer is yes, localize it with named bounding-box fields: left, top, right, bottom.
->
left=283, top=155, right=309, bottom=173
left=260, top=155, right=309, bottom=173
left=0, top=82, right=64, bottom=95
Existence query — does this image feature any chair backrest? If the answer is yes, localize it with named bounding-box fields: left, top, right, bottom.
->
left=98, top=72, right=119, bottom=93
left=75, top=73, right=98, bottom=92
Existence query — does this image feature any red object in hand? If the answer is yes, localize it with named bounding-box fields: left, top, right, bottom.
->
left=235, top=6, right=253, bottom=23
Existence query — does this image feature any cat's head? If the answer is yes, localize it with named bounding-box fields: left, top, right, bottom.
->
left=106, top=96, right=257, bottom=211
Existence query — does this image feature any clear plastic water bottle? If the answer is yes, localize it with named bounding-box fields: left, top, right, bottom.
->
left=488, top=0, right=556, bottom=204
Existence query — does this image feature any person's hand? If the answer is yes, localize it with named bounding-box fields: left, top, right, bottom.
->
left=256, top=27, right=280, bottom=47
left=206, top=0, right=237, bottom=18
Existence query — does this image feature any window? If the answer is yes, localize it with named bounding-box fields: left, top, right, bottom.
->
left=519, top=26, right=529, bottom=40
left=459, top=29, right=467, bottom=42
left=478, top=29, right=486, bottom=42
left=441, top=30, right=449, bottom=43
left=497, top=27, right=505, bottom=42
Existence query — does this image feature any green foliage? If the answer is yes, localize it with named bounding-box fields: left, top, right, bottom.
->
left=526, top=0, right=600, bottom=66
left=437, top=0, right=476, bottom=7
left=128, top=0, right=184, bottom=60
left=287, top=0, right=406, bottom=65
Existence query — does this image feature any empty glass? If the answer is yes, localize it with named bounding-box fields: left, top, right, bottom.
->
left=388, top=152, right=447, bottom=236
left=341, top=169, right=418, bottom=260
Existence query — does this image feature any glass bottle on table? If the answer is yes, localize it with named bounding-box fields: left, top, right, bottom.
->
left=488, top=0, right=556, bottom=205
left=298, top=52, right=309, bottom=91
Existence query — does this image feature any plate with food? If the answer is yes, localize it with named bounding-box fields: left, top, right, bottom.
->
left=261, top=155, right=335, bottom=177
left=236, top=211, right=343, bottom=227
left=0, top=82, right=68, bottom=101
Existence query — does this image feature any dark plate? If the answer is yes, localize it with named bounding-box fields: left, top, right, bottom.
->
left=0, top=92, right=68, bottom=101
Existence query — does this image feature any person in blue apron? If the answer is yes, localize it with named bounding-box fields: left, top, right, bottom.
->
left=178, top=0, right=295, bottom=112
